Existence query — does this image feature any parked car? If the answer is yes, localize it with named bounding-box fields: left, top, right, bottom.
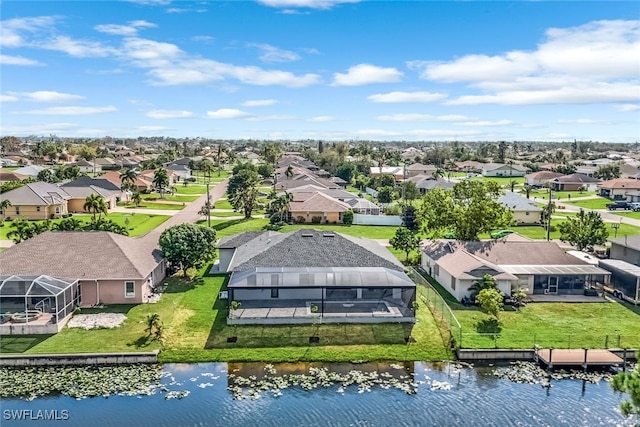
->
left=155, top=187, right=174, bottom=195
left=185, top=177, right=197, bottom=182
left=606, top=201, right=629, bottom=211
left=490, top=229, right=514, bottom=239
left=628, top=202, right=640, bottom=212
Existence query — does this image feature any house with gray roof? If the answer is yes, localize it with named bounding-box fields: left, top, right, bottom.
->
left=421, top=236, right=610, bottom=302
left=0, top=182, right=71, bottom=220
left=498, top=191, right=542, bottom=225
left=481, top=163, right=528, bottom=177
left=216, top=229, right=416, bottom=325
left=0, top=231, right=166, bottom=308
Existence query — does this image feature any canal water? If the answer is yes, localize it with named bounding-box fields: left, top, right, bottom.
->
left=1, top=361, right=634, bottom=427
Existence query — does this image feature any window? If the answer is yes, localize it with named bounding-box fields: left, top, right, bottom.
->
left=450, top=276, right=456, bottom=290
left=15, top=207, right=20, bottom=215
left=271, top=288, right=279, bottom=298
left=55, top=207, right=60, bottom=214
left=433, top=264, right=440, bottom=277
left=36, top=206, right=41, bottom=212
left=525, top=211, right=529, bottom=215
left=125, top=281, right=135, bottom=298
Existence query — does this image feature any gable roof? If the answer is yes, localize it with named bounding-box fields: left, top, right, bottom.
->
left=597, top=178, right=640, bottom=190
left=63, top=176, right=121, bottom=191
left=407, top=163, right=437, bottom=171
left=482, top=163, right=528, bottom=172
left=289, top=192, right=350, bottom=213
left=229, top=229, right=404, bottom=272
left=2, top=182, right=71, bottom=205
left=0, top=231, right=164, bottom=280
left=550, top=173, right=600, bottom=184
left=13, top=165, right=46, bottom=176
left=499, top=191, right=542, bottom=212
left=525, top=171, right=564, bottom=180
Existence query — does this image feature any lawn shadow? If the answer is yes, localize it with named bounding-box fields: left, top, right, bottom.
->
left=211, top=218, right=253, bottom=232
left=475, top=317, right=503, bottom=334
left=0, top=335, right=52, bottom=353
left=129, top=335, right=153, bottom=348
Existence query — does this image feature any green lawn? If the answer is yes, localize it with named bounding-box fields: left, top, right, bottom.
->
left=209, top=211, right=243, bottom=218
left=529, top=190, right=597, bottom=201
left=452, top=301, right=640, bottom=349
left=616, top=211, right=640, bottom=220
left=205, top=218, right=400, bottom=240
left=0, top=213, right=170, bottom=239
left=173, top=184, right=209, bottom=195
left=494, top=219, right=640, bottom=240
left=141, top=193, right=199, bottom=202
left=214, top=199, right=234, bottom=210
left=123, top=203, right=184, bottom=211
left=564, top=197, right=611, bottom=210
left=1, top=275, right=451, bottom=362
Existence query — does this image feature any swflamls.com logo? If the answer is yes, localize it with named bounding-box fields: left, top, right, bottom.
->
left=3, top=410, right=70, bottom=421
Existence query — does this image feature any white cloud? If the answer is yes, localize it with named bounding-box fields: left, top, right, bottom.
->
left=242, top=99, right=278, bottom=107
left=40, top=36, right=118, bottom=57
left=412, top=19, right=640, bottom=105
left=206, top=109, right=251, bottom=119
left=94, top=20, right=156, bottom=36
left=0, top=95, right=19, bottom=102
left=618, top=104, right=640, bottom=112
left=0, top=122, right=79, bottom=135
left=0, top=54, right=43, bottom=66
left=257, top=0, right=360, bottom=9
left=136, top=125, right=171, bottom=132
left=13, top=91, right=85, bottom=102
left=557, top=118, right=613, bottom=125
left=454, top=120, right=514, bottom=127
left=332, top=64, right=402, bottom=86
left=146, top=109, right=195, bottom=119
left=125, top=0, right=171, bottom=5
left=0, top=16, right=58, bottom=48
left=308, top=116, right=335, bottom=122
left=376, top=114, right=476, bottom=122
left=368, top=91, right=447, bottom=103
left=191, top=35, right=215, bottom=43
left=249, top=43, right=300, bottom=63
left=18, top=106, right=117, bottom=115
left=246, top=114, right=296, bottom=121
left=354, top=128, right=481, bottom=138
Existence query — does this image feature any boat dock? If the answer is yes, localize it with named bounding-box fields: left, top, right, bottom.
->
left=534, top=348, right=625, bottom=369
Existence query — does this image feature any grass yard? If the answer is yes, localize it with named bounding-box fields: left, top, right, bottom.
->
left=564, top=197, right=611, bottom=210
left=141, top=193, right=199, bottom=203
left=1, top=275, right=451, bottom=362
left=123, top=202, right=185, bottom=211
left=530, top=190, right=597, bottom=201
left=616, top=211, right=640, bottom=220
left=488, top=219, right=640, bottom=240
left=173, top=184, right=209, bottom=195
left=0, top=213, right=170, bottom=239
left=209, top=211, right=243, bottom=218
left=205, top=218, right=400, bottom=240
left=214, top=199, right=234, bottom=210
left=452, top=301, right=640, bottom=350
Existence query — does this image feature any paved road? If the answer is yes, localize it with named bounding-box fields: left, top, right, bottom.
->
left=139, top=178, right=229, bottom=243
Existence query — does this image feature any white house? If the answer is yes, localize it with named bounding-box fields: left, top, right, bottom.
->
left=498, top=191, right=543, bottom=225
left=481, top=163, right=528, bottom=177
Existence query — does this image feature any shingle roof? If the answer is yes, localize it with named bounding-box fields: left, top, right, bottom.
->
left=230, top=229, right=404, bottom=272
left=0, top=231, right=164, bottom=280
left=2, top=182, right=71, bottom=205
left=598, top=178, right=640, bottom=190
left=551, top=173, right=600, bottom=184
left=499, top=191, right=542, bottom=212
left=217, top=231, right=266, bottom=249
left=62, top=176, right=121, bottom=191
left=289, top=192, right=350, bottom=213
left=609, top=235, right=640, bottom=251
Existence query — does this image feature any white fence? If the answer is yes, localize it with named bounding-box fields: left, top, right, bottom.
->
left=353, top=214, right=402, bottom=226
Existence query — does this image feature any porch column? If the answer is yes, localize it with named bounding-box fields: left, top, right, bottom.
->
left=356, top=288, right=362, bottom=299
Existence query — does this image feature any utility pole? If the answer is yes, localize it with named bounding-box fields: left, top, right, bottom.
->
left=546, top=185, right=552, bottom=241
left=206, top=171, right=211, bottom=228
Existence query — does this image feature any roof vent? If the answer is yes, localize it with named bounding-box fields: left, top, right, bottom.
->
left=301, top=233, right=314, bottom=237
left=322, top=233, right=335, bottom=237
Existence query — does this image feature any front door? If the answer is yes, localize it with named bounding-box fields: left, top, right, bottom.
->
left=547, top=276, right=558, bottom=294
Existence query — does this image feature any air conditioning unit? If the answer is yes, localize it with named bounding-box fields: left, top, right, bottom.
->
left=219, top=291, right=229, bottom=300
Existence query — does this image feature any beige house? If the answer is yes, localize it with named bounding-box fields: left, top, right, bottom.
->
left=289, top=192, right=351, bottom=224
left=0, top=231, right=166, bottom=306
left=598, top=178, right=640, bottom=200
left=498, top=191, right=542, bottom=225
left=524, top=171, right=564, bottom=187
left=406, top=163, right=437, bottom=178
left=0, top=182, right=70, bottom=220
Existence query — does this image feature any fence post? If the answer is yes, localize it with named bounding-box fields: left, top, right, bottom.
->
left=605, top=335, right=609, bottom=349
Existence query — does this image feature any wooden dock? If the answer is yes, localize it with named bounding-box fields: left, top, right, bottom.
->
left=534, top=348, right=624, bottom=369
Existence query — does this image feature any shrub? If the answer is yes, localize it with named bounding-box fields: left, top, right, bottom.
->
left=343, top=210, right=354, bottom=225
left=311, top=216, right=322, bottom=224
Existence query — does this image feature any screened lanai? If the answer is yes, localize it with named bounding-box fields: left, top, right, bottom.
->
left=0, top=275, right=80, bottom=331
left=227, top=267, right=416, bottom=324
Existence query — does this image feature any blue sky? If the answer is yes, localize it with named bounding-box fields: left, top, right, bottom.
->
left=1, top=1, right=639, bottom=142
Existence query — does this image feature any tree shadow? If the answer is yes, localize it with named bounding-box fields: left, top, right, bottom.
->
left=0, top=335, right=52, bottom=353
left=129, top=335, right=152, bottom=348
left=475, top=317, right=502, bottom=334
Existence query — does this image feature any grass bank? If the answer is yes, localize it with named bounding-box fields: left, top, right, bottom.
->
left=0, top=275, right=451, bottom=362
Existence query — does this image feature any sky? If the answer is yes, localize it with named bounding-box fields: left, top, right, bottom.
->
left=1, top=0, right=639, bottom=142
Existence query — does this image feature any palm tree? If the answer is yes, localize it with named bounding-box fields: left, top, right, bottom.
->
left=83, top=194, right=108, bottom=219
left=152, top=167, right=170, bottom=199
left=468, top=274, right=498, bottom=300
left=285, top=165, right=295, bottom=180
left=120, top=169, right=137, bottom=202
left=131, top=190, right=142, bottom=207
left=0, top=199, right=11, bottom=220
left=51, top=217, right=83, bottom=231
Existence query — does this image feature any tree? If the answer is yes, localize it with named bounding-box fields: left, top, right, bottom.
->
left=131, top=190, right=142, bottom=207
left=0, top=199, right=11, bottom=219
left=476, top=287, right=504, bottom=320
left=611, top=351, right=640, bottom=417
left=51, top=217, right=83, bottom=231
left=335, top=162, right=356, bottom=184
left=78, top=145, right=97, bottom=161
left=390, top=227, right=421, bottom=261
left=401, top=180, right=420, bottom=203
left=468, top=274, right=499, bottom=300
left=7, top=219, right=50, bottom=243
left=417, top=181, right=513, bottom=241
left=83, top=194, right=108, bottom=219
left=594, top=163, right=621, bottom=180
left=496, top=141, right=508, bottom=164
left=120, top=169, right=137, bottom=188
left=401, top=205, right=419, bottom=232
left=342, top=209, right=354, bottom=225
left=558, top=209, right=609, bottom=251
left=153, top=167, right=170, bottom=198
left=145, top=313, right=164, bottom=342
left=200, top=158, right=215, bottom=180
left=285, top=164, right=295, bottom=180
left=159, top=223, right=217, bottom=275
left=377, top=186, right=395, bottom=204
left=227, top=163, right=260, bottom=219
left=37, top=169, right=58, bottom=183
left=87, top=217, right=128, bottom=235
left=257, top=163, right=275, bottom=179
